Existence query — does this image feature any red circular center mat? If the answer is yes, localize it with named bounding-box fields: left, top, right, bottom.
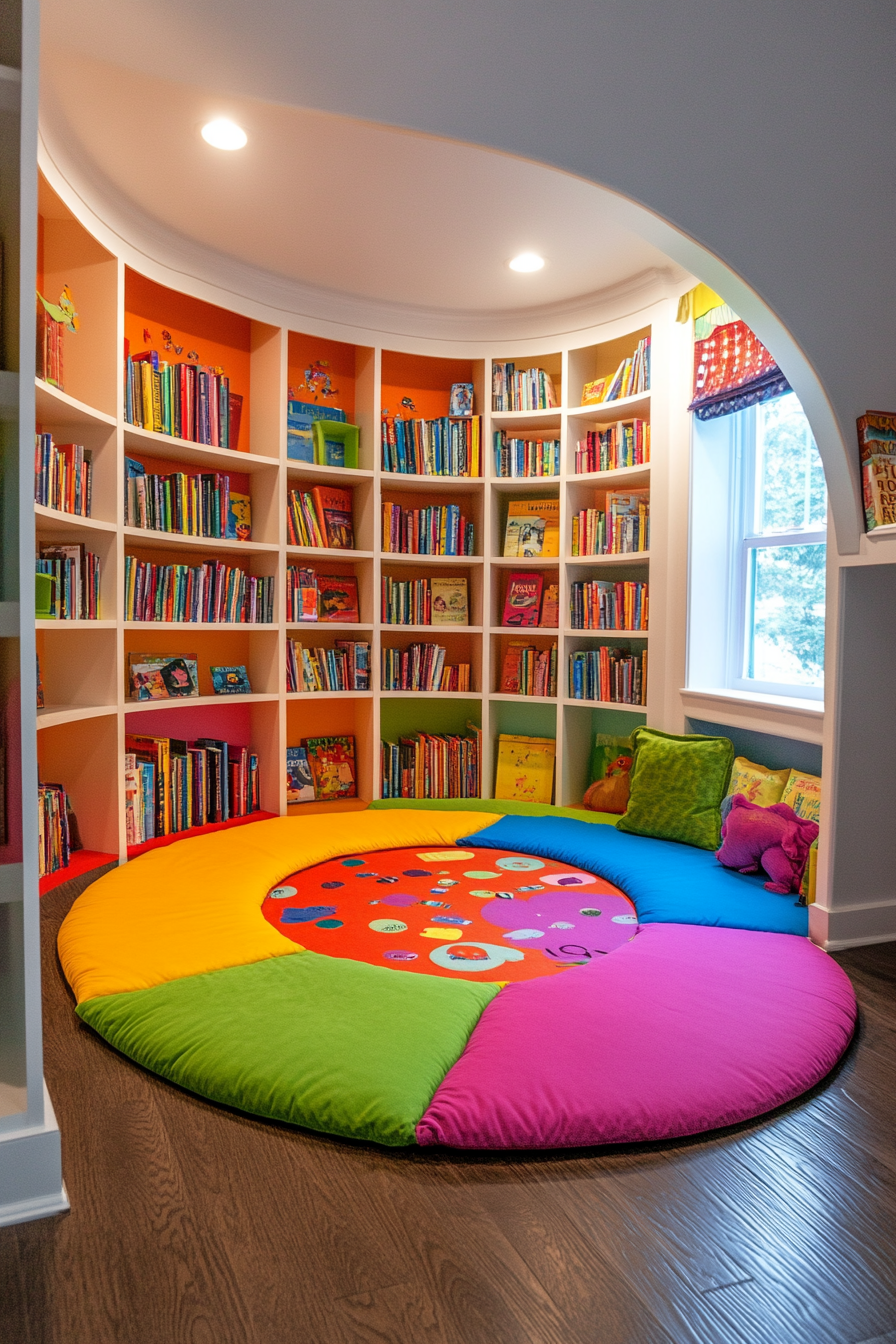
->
left=262, top=845, right=638, bottom=982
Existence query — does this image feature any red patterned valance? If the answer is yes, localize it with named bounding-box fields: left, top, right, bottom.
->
left=689, top=319, right=791, bottom=420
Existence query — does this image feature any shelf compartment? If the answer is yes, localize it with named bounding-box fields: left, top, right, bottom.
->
left=380, top=627, right=482, bottom=694
left=287, top=555, right=375, bottom=626
left=36, top=510, right=117, bottom=621
left=126, top=812, right=278, bottom=861
left=381, top=350, right=485, bottom=426
left=34, top=378, right=116, bottom=430
left=380, top=556, right=483, bottom=627
left=286, top=694, right=374, bottom=811
left=124, top=627, right=280, bottom=698
left=37, top=713, right=120, bottom=856
left=288, top=331, right=376, bottom=471
left=559, top=701, right=646, bottom=808
left=37, top=625, right=117, bottom=717
left=567, top=325, right=651, bottom=414
left=35, top=402, right=119, bottom=525
left=488, top=698, right=557, bottom=804
left=124, top=423, right=280, bottom=474
left=490, top=350, right=562, bottom=413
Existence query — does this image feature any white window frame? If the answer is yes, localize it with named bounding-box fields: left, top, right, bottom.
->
left=726, top=401, right=826, bottom=700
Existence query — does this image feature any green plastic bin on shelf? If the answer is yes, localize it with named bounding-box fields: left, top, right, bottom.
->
left=35, top=572, right=56, bottom=618
left=312, top=420, right=360, bottom=469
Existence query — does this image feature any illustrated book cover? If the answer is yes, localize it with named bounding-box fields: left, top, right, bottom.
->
left=128, top=653, right=199, bottom=700
left=317, top=574, right=360, bottom=623
left=226, top=493, right=252, bottom=541
left=493, top=733, right=556, bottom=805
left=502, top=571, right=543, bottom=627
left=286, top=745, right=316, bottom=803
left=430, top=576, right=468, bottom=625
left=211, top=665, right=252, bottom=694
left=303, top=735, right=356, bottom=800
left=311, top=485, right=355, bottom=549
left=503, top=498, right=560, bottom=557
left=449, top=382, right=474, bottom=416
left=857, top=411, right=896, bottom=530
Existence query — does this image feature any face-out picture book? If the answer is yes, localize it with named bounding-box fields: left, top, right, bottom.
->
left=303, top=735, right=357, bottom=800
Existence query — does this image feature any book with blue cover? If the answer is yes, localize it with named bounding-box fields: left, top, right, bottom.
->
left=211, top=665, right=252, bottom=695
left=288, top=401, right=348, bottom=462
left=286, top=745, right=315, bottom=803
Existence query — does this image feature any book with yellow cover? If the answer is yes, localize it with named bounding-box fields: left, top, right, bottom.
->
left=494, top=733, right=556, bottom=804
left=503, top=498, right=560, bottom=558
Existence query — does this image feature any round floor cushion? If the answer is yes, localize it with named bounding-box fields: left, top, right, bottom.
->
left=59, top=810, right=857, bottom=1149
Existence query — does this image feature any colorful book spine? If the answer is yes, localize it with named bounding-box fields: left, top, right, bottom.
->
left=37, top=305, right=64, bottom=389
left=124, top=467, right=249, bottom=539
left=125, top=739, right=259, bottom=843
left=574, top=420, right=651, bottom=473
left=286, top=490, right=327, bottom=547
left=569, top=579, right=649, bottom=630
left=499, top=642, right=558, bottom=698
left=124, top=354, right=236, bottom=449
left=123, top=556, right=274, bottom=623
left=381, top=502, right=474, bottom=556
left=380, top=724, right=481, bottom=799
left=287, top=639, right=370, bottom=693
left=37, top=782, right=72, bottom=876
left=380, top=643, right=470, bottom=692
left=380, top=575, right=432, bottom=625
left=493, top=432, right=560, bottom=478
left=568, top=647, right=647, bottom=705
left=380, top=416, right=481, bottom=477
left=34, top=434, right=93, bottom=516
left=35, top=551, right=101, bottom=620
left=285, top=567, right=320, bottom=623
left=491, top=364, right=559, bottom=412
left=571, top=494, right=650, bottom=556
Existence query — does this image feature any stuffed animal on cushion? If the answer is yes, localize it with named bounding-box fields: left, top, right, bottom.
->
left=716, top=794, right=819, bottom=894
left=583, top=754, right=632, bottom=814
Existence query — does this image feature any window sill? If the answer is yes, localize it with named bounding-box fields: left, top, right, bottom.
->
left=680, top=687, right=824, bottom=745
left=681, top=687, right=823, bottom=716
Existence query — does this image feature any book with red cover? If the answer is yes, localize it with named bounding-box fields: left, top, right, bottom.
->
left=502, top=571, right=543, bottom=627
left=311, top=485, right=355, bottom=550
left=229, top=392, right=243, bottom=451
left=318, top=574, right=360, bottom=623
left=500, top=642, right=525, bottom=693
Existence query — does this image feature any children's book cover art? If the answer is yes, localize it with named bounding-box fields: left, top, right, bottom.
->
left=211, top=665, right=252, bottom=695
left=128, top=653, right=199, bottom=700
left=449, top=383, right=474, bottom=416
left=226, top=493, right=252, bottom=541
left=502, top=572, right=543, bottom=627
left=430, top=577, right=468, bottom=625
left=503, top=499, right=560, bottom=557
left=286, top=745, right=316, bottom=803
left=318, top=575, right=360, bottom=623
left=303, top=735, right=356, bottom=800
left=494, top=733, right=556, bottom=804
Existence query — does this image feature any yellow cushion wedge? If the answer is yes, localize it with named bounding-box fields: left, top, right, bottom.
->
left=58, top=811, right=498, bottom=1005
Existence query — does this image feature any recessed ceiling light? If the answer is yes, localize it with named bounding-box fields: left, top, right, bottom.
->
left=509, top=252, right=545, bottom=273
left=201, top=118, right=248, bottom=151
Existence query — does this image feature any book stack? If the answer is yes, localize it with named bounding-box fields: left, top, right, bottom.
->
left=380, top=724, right=481, bottom=799
left=381, top=416, right=480, bottom=476
left=491, top=364, right=558, bottom=412
left=34, top=434, right=92, bottom=515
left=575, top=420, right=650, bottom=473
left=287, top=737, right=356, bottom=803
left=124, top=556, right=274, bottom=623
left=568, top=647, right=647, bottom=705
left=503, top=499, right=560, bottom=557
left=580, top=338, right=651, bottom=405
left=286, top=568, right=360, bottom=623
left=124, top=348, right=242, bottom=450
left=287, top=485, right=355, bottom=549
left=381, top=502, right=474, bottom=556
left=125, top=734, right=259, bottom=845
left=569, top=579, right=648, bottom=630
left=571, top=490, right=650, bottom=556
left=501, top=572, right=559, bottom=628
left=124, top=460, right=251, bottom=540
left=381, top=575, right=468, bottom=625
left=287, top=639, right=370, bottom=693
left=493, top=432, right=560, bottom=478
left=287, top=400, right=347, bottom=464
left=500, top=641, right=558, bottom=697
left=38, top=782, right=72, bottom=876
left=37, top=304, right=64, bottom=389
left=36, top=545, right=101, bottom=620
left=494, top=734, right=555, bottom=804
left=381, top=643, right=471, bottom=692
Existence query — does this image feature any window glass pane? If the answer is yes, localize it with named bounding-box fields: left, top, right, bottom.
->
left=746, top=542, right=826, bottom=687
left=755, top=393, right=827, bottom=534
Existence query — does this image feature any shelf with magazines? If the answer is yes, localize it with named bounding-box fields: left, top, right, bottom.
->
left=33, top=166, right=689, bottom=839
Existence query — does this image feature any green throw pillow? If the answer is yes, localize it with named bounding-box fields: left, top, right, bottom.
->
left=615, top=727, right=734, bottom=850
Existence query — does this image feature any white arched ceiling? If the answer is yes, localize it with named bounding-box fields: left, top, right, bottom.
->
left=41, top=0, right=896, bottom=553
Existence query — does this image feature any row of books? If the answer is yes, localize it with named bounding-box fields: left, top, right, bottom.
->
left=124, top=461, right=252, bottom=540
left=38, top=782, right=74, bottom=877
left=381, top=643, right=471, bottom=693
left=501, top=572, right=559, bottom=627
left=286, top=639, right=370, bottom=693
left=381, top=503, right=474, bottom=556
left=34, top=434, right=92, bottom=516
left=581, top=338, right=651, bottom=405
left=124, top=555, right=274, bottom=623
left=503, top=498, right=560, bottom=558
left=287, top=485, right=355, bottom=549
left=286, top=737, right=356, bottom=802
left=569, top=647, right=647, bottom=705
left=286, top=568, right=361, bottom=623
left=36, top=545, right=101, bottom=620
left=381, top=575, right=468, bottom=625
left=37, top=305, right=64, bottom=389
left=492, top=364, right=558, bottom=412
left=569, top=579, right=649, bottom=630
left=571, top=491, right=650, bottom=556
left=124, top=349, right=242, bottom=450
left=125, top=734, right=259, bottom=845
left=380, top=415, right=481, bottom=477
left=287, top=400, right=356, bottom=467
left=380, top=724, right=481, bottom=799
left=500, top=641, right=558, bottom=697
left=493, top=432, right=560, bottom=478
left=574, top=420, right=650, bottom=473
left=128, top=653, right=252, bottom=700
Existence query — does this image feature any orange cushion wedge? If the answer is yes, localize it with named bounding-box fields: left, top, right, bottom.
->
left=58, top=810, right=498, bottom=1005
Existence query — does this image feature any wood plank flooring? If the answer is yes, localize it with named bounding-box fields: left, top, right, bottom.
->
left=1, top=878, right=894, bottom=1344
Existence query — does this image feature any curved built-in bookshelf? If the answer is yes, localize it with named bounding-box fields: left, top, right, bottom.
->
left=33, top=170, right=692, bottom=884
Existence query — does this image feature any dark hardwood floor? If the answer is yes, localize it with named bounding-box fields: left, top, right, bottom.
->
left=1, top=878, right=895, bottom=1344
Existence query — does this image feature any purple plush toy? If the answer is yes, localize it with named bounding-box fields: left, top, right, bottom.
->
left=716, top=794, right=819, bottom=894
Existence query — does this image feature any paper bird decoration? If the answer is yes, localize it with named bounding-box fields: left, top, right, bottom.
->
left=37, top=285, right=79, bottom=334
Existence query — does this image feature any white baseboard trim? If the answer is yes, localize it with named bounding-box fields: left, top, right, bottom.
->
left=0, top=1184, right=69, bottom=1228
left=812, top=897, right=896, bottom=950
left=0, top=1082, right=68, bottom=1227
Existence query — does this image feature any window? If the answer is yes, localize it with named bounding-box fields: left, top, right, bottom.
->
left=689, top=392, right=827, bottom=701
